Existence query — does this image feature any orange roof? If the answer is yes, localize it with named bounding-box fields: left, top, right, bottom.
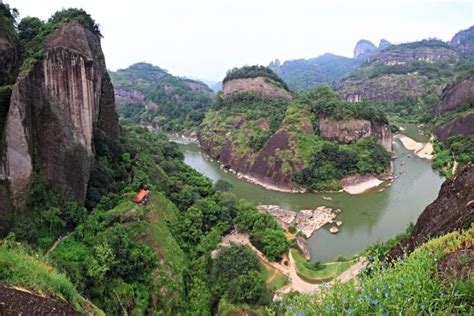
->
left=134, top=189, right=150, bottom=203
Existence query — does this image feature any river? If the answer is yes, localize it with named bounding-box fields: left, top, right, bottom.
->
left=173, top=133, right=444, bottom=262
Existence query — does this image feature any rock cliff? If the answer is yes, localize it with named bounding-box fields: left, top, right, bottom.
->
left=353, top=39, right=377, bottom=60
left=450, top=26, right=474, bottom=54
left=337, top=40, right=460, bottom=103
left=433, top=75, right=474, bottom=116
left=0, top=21, right=119, bottom=206
left=388, top=164, right=474, bottom=259
left=319, top=118, right=393, bottom=152
left=434, top=113, right=474, bottom=145
left=222, top=77, right=292, bottom=101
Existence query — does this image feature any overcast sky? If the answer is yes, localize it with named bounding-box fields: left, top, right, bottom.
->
left=9, top=0, right=474, bottom=81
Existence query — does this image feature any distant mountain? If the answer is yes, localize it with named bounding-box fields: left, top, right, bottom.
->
left=186, top=76, right=222, bottom=92
left=336, top=39, right=464, bottom=108
left=353, top=39, right=378, bottom=60
left=449, top=26, right=474, bottom=56
left=268, top=39, right=392, bottom=92
left=110, top=62, right=215, bottom=131
left=268, top=53, right=361, bottom=91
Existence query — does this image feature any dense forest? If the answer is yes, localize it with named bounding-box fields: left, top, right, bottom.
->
left=110, top=63, right=215, bottom=131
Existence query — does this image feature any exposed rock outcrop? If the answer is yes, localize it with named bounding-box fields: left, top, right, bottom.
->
left=0, top=21, right=119, bottom=205
left=295, top=206, right=341, bottom=238
left=378, top=39, right=391, bottom=50
left=222, top=77, right=292, bottom=101
left=450, top=26, right=474, bottom=54
left=368, top=46, right=458, bottom=66
left=388, top=164, right=474, bottom=259
left=353, top=39, right=377, bottom=60
left=319, top=118, right=393, bottom=152
left=257, top=205, right=297, bottom=229
left=200, top=130, right=303, bottom=191
left=433, top=75, right=474, bottom=116
left=434, top=113, right=474, bottom=145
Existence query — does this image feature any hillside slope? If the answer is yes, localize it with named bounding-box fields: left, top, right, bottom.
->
left=200, top=67, right=392, bottom=192
left=110, top=62, right=214, bottom=131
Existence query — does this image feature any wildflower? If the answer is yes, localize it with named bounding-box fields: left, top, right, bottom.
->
left=342, top=299, right=347, bottom=304
left=357, top=295, right=362, bottom=302
left=287, top=306, right=293, bottom=312
left=383, top=285, right=388, bottom=290
left=297, top=312, right=304, bottom=316
left=376, top=287, right=380, bottom=293
left=397, top=279, right=401, bottom=286
left=419, top=303, right=424, bottom=309
left=371, top=299, right=378, bottom=305
left=439, top=290, right=446, bottom=297
left=384, top=292, right=390, bottom=298
left=385, top=312, right=390, bottom=316
left=347, top=307, right=354, bottom=314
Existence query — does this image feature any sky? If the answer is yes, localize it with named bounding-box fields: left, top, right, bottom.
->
left=9, top=0, right=474, bottom=81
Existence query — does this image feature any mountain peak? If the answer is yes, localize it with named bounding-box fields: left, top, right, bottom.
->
left=353, top=39, right=377, bottom=59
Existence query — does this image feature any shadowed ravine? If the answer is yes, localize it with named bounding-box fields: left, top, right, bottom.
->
left=175, top=136, right=444, bottom=262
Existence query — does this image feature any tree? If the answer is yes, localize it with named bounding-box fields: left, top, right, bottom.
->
left=210, top=244, right=260, bottom=298
left=255, top=228, right=288, bottom=262
left=214, top=179, right=233, bottom=192
left=226, top=270, right=269, bottom=305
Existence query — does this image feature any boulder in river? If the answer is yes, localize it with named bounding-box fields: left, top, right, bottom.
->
left=295, top=206, right=340, bottom=238
left=257, top=205, right=297, bottom=229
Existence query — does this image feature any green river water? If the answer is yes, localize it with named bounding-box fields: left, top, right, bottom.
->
left=174, top=131, right=444, bottom=262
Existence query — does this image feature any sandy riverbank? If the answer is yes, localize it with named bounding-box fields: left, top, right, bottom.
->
left=396, top=134, right=433, bottom=160
left=236, top=172, right=307, bottom=193
left=342, top=175, right=385, bottom=195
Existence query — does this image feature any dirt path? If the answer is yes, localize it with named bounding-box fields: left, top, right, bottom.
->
left=218, top=232, right=367, bottom=297
left=46, top=232, right=74, bottom=255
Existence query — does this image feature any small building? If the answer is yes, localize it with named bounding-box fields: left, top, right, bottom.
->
left=134, top=189, right=150, bottom=204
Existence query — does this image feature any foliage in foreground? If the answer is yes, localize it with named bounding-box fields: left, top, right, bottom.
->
left=0, top=238, right=103, bottom=315
left=273, top=226, right=474, bottom=315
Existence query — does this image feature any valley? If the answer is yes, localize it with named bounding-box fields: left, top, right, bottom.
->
left=0, top=2, right=472, bottom=315
left=174, top=132, right=444, bottom=262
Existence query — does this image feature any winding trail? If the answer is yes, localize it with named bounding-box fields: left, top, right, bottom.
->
left=46, top=232, right=74, bottom=255
left=217, top=232, right=368, bottom=296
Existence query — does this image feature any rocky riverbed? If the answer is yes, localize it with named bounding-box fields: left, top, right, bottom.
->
left=257, top=205, right=342, bottom=238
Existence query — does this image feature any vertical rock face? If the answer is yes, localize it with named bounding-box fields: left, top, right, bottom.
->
left=434, top=113, right=474, bottom=145
left=388, top=164, right=474, bottom=259
left=353, top=39, right=377, bottom=60
left=319, top=118, right=393, bottom=152
left=433, top=75, right=474, bottom=116
left=450, top=26, right=474, bottom=54
left=0, top=21, right=119, bottom=204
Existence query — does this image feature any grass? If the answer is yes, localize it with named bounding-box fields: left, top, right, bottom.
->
left=277, top=225, right=474, bottom=315
left=0, top=243, right=103, bottom=315
left=292, top=250, right=356, bottom=283
left=260, top=261, right=288, bottom=290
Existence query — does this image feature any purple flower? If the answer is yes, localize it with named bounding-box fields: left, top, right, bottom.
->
left=371, top=299, right=378, bottom=305
left=347, top=307, right=354, bottom=314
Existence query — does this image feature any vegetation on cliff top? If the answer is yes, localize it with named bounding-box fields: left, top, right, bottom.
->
left=223, top=65, right=290, bottom=91
left=201, top=85, right=391, bottom=191
left=15, top=8, right=102, bottom=75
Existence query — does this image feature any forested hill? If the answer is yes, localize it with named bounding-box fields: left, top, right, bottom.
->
left=110, top=62, right=215, bottom=131
left=269, top=53, right=361, bottom=91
